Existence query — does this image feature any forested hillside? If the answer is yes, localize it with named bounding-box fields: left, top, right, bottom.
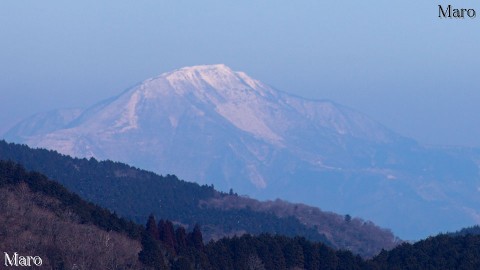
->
left=139, top=214, right=367, bottom=270
left=449, top=225, right=480, bottom=237
left=0, top=160, right=363, bottom=269
left=0, top=160, right=142, bottom=268
left=2, top=158, right=480, bottom=269
left=370, top=234, right=480, bottom=269
left=0, top=140, right=397, bottom=257
left=138, top=214, right=480, bottom=270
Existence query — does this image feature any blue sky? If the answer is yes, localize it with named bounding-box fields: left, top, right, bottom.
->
left=1, top=0, right=479, bottom=147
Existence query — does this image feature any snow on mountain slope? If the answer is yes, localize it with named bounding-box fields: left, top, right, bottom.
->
left=4, top=108, right=83, bottom=141
left=15, top=64, right=395, bottom=165
left=4, top=64, right=480, bottom=240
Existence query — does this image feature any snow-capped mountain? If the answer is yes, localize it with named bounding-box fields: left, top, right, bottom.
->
left=5, top=64, right=480, bottom=239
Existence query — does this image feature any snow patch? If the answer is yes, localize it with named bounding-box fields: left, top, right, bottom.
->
left=236, top=71, right=262, bottom=91
left=113, top=91, right=140, bottom=132
left=387, top=174, right=396, bottom=180
left=161, top=64, right=270, bottom=102
left=247, top=165, right=267, bottom=189
left=216, top=102, right=283, bottom=144
left=169, top=116, right=178, bottom=128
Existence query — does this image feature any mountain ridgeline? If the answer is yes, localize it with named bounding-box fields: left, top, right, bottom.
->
left=4, top=64, right=480, bottom=239
left=2, top=159, right=480, bottom=269
left=0, top=140, right=397, bottom=257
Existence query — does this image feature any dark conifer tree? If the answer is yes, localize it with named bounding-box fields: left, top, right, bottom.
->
left=175, top=226, right=187, bottom=253
left=158, top=219, right=166, bottom=242
left=189, top=224, right=204, bottom=250
left=205, top=239, right=234, bottom=270
left=146, top=214, right=159, bottom=240
left=318, top=243, right=339, bottom=270
left=163, top=220, right=176, bottom=251
left=138, top=231, right=167, bottom=270
left=268, top=238, right=287, bottom=270
left=172, top=257, right=193, bottom=270
left=283, top=238, right=305, bottom=269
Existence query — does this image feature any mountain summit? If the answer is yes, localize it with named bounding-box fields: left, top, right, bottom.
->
left=6, top=64, right=399, bottom=188
left=5, top=65, right=480, bottom=239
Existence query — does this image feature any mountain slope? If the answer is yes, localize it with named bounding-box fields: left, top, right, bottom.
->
left=369, top=234, right=480, bottom=269
left=0, top=160, right=143, bottom=269
left=7, top=65, right=402, bottom=189
left=4, top=64, right=480, bottom=239
left=0, top=140, right=398, bottom=257
left=2, top=149, right=480, bottom=269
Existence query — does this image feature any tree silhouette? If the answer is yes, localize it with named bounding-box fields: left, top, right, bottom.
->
left=146, top=214, right=159, bottom=240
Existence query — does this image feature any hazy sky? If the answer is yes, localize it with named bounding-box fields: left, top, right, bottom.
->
left=1, top=1, right=479, bottom=147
